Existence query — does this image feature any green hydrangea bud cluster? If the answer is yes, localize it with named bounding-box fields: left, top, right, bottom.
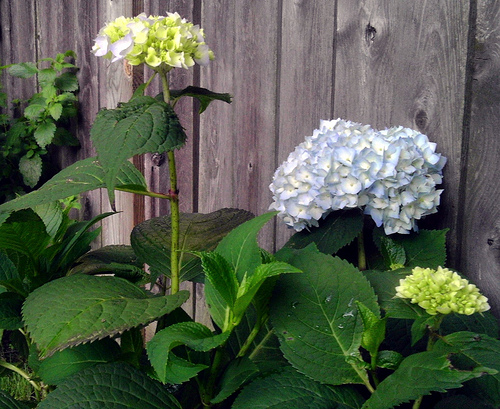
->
left=92, top=12, right=214, bottom=69
left=395, top=266, right=490, bottom=315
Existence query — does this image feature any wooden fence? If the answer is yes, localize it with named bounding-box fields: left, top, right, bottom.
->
left=1, top=0, right=499, bottom=319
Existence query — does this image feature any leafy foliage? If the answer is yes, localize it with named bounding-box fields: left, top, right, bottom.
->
left=0, top=51, right=79, bottom=203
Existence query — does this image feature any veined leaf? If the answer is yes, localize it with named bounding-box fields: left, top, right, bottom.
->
left=91, top=96, right=186, bottom=206
left=0, top=292, right=24, bottom=330
left=0, top=252, right=26, bottom=296
left=37, top=362, right=182, bottom=409
left=23, top=275, right=189, bottom=358
left=19, top=153, right=42, bottom=188
left=272, top=245, right=379, bottom=385
left=362, top=350, right=492, bottom=409
left=0, top=157, right=147, bottom=215
left=147, top=321, right=229, bottom=384
left=216, top=212, right=276, bottom=282
left=33, top=201, right=63, bottom=239
left=131, top=209, right=253, bottom=283
left=170, top=86, right=232, bottom=114
left=282, top=209, right=363, bottom=256
left=211, top=357, right=259, bottom=404
left=233, top=367, right=365, bottom=409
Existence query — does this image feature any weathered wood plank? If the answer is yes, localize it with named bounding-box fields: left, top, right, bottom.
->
left=275, top=0, right=338, bottom=249
left=334, top=0, right=470, bottom=267
left=459, top=0, right=500, bottom=316
left=0, top=1, right=37, bottom=112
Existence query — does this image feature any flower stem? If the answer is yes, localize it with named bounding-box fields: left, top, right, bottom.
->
left=158, top=67, right=180, bottom=295
left=358, top=229, right=367, bottom=271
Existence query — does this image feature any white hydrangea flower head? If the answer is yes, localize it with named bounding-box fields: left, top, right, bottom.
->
left=269, top=119, right=447, bottom=234
left=395, top=266, right=490, bottom=315
left=92, top=12, right=214, bottom=70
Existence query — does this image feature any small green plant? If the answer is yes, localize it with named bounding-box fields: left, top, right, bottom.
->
left=0, top=11, right=498, bottom=409
left=0, top=50, right=79, bottom=203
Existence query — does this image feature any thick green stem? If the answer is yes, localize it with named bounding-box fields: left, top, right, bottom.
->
left=412, top=314, right=445, bottom=409
left=201, top=347, right=225, bottom=407
left=237, top=314, right=267, bottom=358
left=158, top=67, right=180, bottom=295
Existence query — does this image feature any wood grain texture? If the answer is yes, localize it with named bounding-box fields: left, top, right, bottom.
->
left=334, top=0, right=470, bottom=266
left=459, top=0, right=500, bottom=316
left=0, top=1, right=37, bottom=112
left=275, top=0, right=338, bottom=249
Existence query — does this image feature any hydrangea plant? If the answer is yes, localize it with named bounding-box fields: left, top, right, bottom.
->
left=0, top=10, right=497, bottom=409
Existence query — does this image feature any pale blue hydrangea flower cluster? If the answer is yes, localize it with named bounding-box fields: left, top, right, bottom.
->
left=269, top=119, right=447, bottom=234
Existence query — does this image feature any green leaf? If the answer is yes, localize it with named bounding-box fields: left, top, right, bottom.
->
left=24, top=103, right=45, bottom=121
left=391, top=229, right=448, bottom=268
left=34, top=120, right=57, bottom=148
left=0, top=252, right=26, bottom=296
left=361, top=350, right=492, bottom=409
left=0, top=292, right=24, bottom=329
left=233, top=367, right=365, bottom=409
left=201, top=251, right=239, bottom=322
left=233, top=261, right=301, bottom=320
left=0, top=210, right=51, bottom=263
left=0, top=389, right=31, bottom=409
left=356, top=301, right=386, bottom=357
left=70, top=245, right=145, bottom=282
left=7, top=62, right=38, bottom=78
left=282, top=210, right=363, bottom=256
left=131, top=209, right=254, bottom=283
left=363, top=269, right=425, bottom=319
left=33, top=201, right=63, bottom=239
left=211, top=357, right=259, bottom=404
left=91, top=96, right=186, bottom=206
left=272, top=245, right=379, bottom=385
left=170, top=86, right=232, bottom=114
left=49, top=102, right=63, bottom=120
left=54, top=72, right=79, bottom=92
left=0, top=157, right=147, bottom=215
left=38, top=68, right=58, bottom=85
left=23, top=275, right=189, bottom=358
left=37, top=362, right=182, bottom=409
left=19, top=153, right=42, bottom=188
left=380, top=236, right=406, bottom=270
left=433, top=331, right=500, bottom=407
left=147, top=322, right=229, bottom=384
left=216, top=212, right=276, bottom=282
left=376, top=350, right=403, bottom=370
left=38, top=338, right=121, bottom=385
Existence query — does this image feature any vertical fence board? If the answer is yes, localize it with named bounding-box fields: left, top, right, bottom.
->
left=460, top=0, right=500, bottom=315
left=334, top=1, right=470, bottom=267
left=0, top=1, right=37, bottom=107
left=275, top=0, right=338, bottom=249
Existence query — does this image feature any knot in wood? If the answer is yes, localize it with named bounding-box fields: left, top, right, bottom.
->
left=151, top=153, right=165, bottom=167
left=365, top=23, right=377, bottom=45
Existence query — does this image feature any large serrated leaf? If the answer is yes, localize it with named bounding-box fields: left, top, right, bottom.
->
left=272, top=245, right=379, bottom=385
left=23, top=275, right=189, bottom=358
left=37, top=362, right=182, bottom=408
left=131, top=209, right=254, bottom=283
left=19, top=153, right=42, bottom=187
left=211, top=357, right=259, bottom=404
left=0, top=157, right=147, bottom=215
left=282, top=209, right=363, bottom=255
left=147, top=321, right=229, bottom=384
left=0, top=252, right=26, bottom=296
left=91, top=96, right=186, bottom=206
left=233, top=367, right=365, bottom=409
left=362, top=350, right=491, bottom=409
